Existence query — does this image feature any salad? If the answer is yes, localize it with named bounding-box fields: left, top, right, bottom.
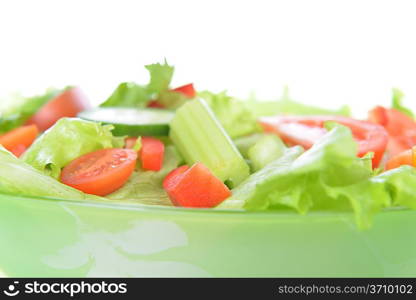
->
left=1, top=61, right=416, bottom=229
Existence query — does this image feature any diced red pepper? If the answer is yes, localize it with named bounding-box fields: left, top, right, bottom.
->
left=163, top=165, right=190, bottom=190
left=125, top=136, right=164, bottom=171
left=140, top=137, right=164, bottom=171
left=171, top=83, right=196, bottom=98
left=368, top=106, right=416, bottom=157
left=385, top=146, right=416, bottom=170
left=163, top=163, right=231, bottom=208
left=0, top=125, right=39, bottom=157
left=10, top=144, right=28, bottom=157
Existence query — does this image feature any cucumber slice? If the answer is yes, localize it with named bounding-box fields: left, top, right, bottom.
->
left=78, top=108, right=174, bottom=136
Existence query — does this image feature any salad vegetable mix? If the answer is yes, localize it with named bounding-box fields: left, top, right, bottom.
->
left=1, top=61, right=416, bottom=228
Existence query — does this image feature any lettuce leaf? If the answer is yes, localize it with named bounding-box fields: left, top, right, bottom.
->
left=374, top=165, right=416, bottom=209
left=199, top=91, right=261, bottom=138
left=0, top=88, right=61, bottom=134
left=100, top=82, right=149, bottom=108
left=0, top=146, right=101, bottom=201
left=145, top=61, right=174, bottom=95
left=0, top=143, right=182, bottom=205
left=246, top=88, right=350, bottom=118
left=100, top=61, right=174, bottom=107
left=392, top=88, right=414, bottom=118
left=234, top=133, right=287, bottom=172
left=221, top=124, right=393, bottom=228
left=158, top=90, right=189, bottom=109
left=106, top=145, right=182, bottom=206
left=22, top=118, right=122, bottom=178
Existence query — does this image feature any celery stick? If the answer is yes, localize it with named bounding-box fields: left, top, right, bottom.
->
left=248, top=135, right=286, bottom=172
left=169, top=98, right=250, bottom=187
left=233, top=134, right=264, bottom=158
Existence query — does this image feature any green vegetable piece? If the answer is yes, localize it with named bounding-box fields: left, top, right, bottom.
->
left=107, top=145, right=182, bottom=206
left=199, top=90, right=261, bottom=139
left=233, top=134, right=264, bottom=158
left=0, top=88, right=61, bottom=134
left=169, top=98, right=250, bottom=187
left=133, top=137, right=142, bottom=152
left=218, top=146, right=304, bottom=210
left=0, top=146, right=102, bottom=201
left=248, top=135, right=287, bottom=172
left=392, top=88, right=414, bottom=118
left=158, top=90, right=189, bottom=109
left=79, top=107, right=174, bottom=136
left=100, top=82, right=149, bottom=108
left=22, top=118, right=121, bottom=178
left=221, top=125, right=390, bottom=229
left=100, top=60, right=175, bottom=108
left=145, top=60, right=174, bottom=95
left=246, top=87, right=350, bottom=118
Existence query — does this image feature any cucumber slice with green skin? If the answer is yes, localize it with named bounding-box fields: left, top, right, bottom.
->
left=78, top=108, right=174, bottom=136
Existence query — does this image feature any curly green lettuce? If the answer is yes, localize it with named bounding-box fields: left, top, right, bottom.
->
left=221, top=124, right=416, bottom=229
left=0, top=146, right=101, bottom=201
left=199, top=91, right=261, bottom=139
left=107, top=145, right=182, bottom=206
left=0, top=88, right=61, bottom=134
left=100, top=60, right=174, bottom=108
left=22, top=118, right=123, bottom=178
left=246, top=87, right=350, bottom=118
left=392, top=88, right=414, bottom=118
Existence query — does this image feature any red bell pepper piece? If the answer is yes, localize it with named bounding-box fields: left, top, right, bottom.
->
left=163, top=163, right=231, bottom=208
left=140, top=137, right=164, bottom=171
left=0, top=125, right=39, bottom=157
left=369, top=106, right=416, bottom=158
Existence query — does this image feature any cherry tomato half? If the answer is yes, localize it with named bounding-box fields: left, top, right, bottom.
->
left=60, top=148, right=137, bottom=196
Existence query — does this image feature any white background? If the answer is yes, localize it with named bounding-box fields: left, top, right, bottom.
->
left=0, top=0, right=415, bottom=117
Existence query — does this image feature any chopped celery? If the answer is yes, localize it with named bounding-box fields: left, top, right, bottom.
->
left=248, top=135, right=287, bottom=172
left=233, top=134, right=264, bottom=158
left=169, top=98, right=250, bottom=187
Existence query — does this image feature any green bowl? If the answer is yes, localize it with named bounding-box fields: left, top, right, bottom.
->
left=0, top=192, right=415, bottom=277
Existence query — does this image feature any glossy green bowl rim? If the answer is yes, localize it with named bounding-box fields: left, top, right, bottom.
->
left=0, top=191, right=408, bottom=222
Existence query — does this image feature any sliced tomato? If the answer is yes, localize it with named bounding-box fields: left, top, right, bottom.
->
left=140, top=137, right=165, bottom=171
left=146, top=83, right=196, bottom=108
left=260, top=115, right=388, bottom=168
left=385, top=146, right=416, bottom=170
left=26, top=87, right=90, bottom=131
left=171, top=83, right=196, bottom=98
left=368, top=106, right=416, bottom=157
left=60, top=148, right=137, bottom=196
left=163, top=163, right=231, bottom=208
left=0, top=125, right=39, bottom=157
